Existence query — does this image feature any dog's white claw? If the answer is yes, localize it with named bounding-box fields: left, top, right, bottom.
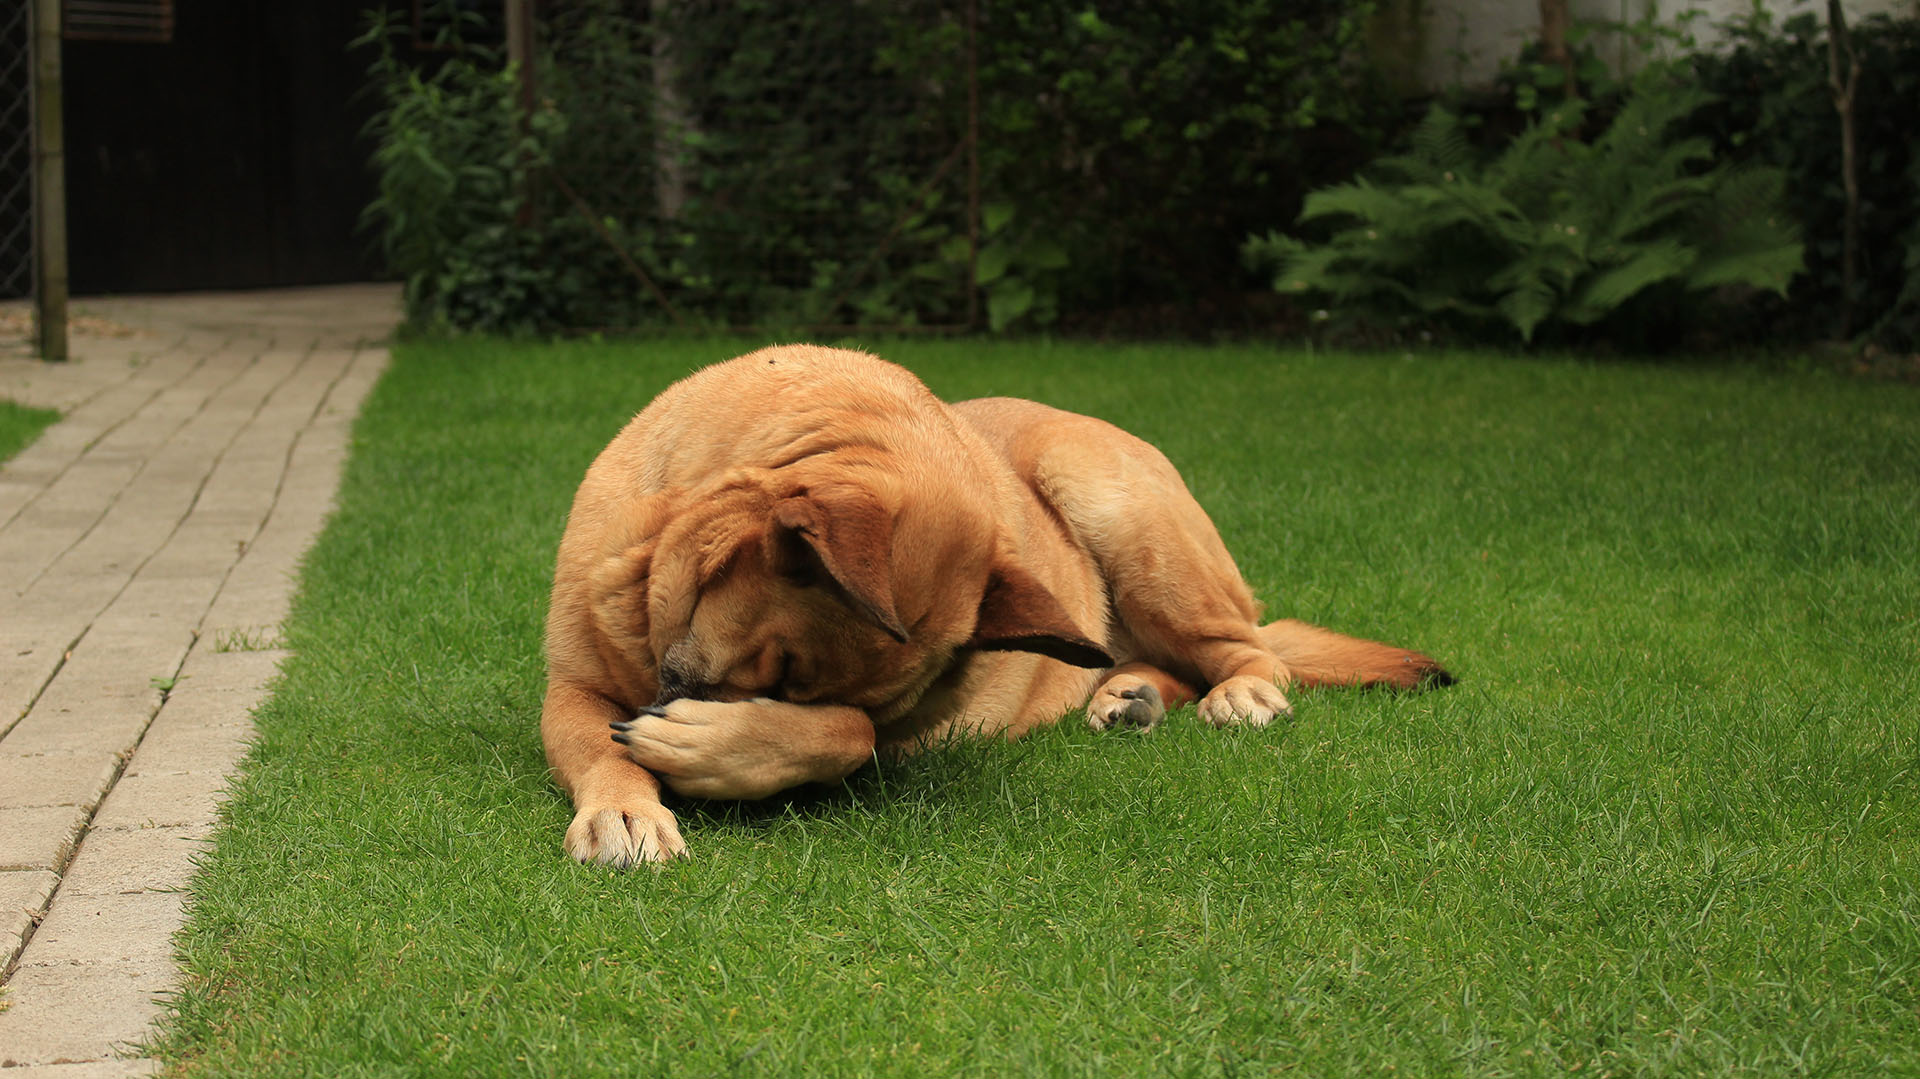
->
left=1196, top=676, right=1293, bottom=728
left=1087, top=681, right=1165, bottom=732
left=565, top=806, right=689, bottom=868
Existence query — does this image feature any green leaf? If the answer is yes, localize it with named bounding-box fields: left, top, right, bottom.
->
left=1022, top=240, right=1069, bottom=271
left=987, top=281, right=1035, bottom=332
left=1298, top=181, right=1405, bottom=225
left=1687, top=240, right=1803, bottom=294
left=1496, top=276, right=1558, bottom=341
left=938, top=235, right=972, bottom=266
left=975, top=242, right=1013, bottom=286
left=1570, top=237, right=1695, bottom=317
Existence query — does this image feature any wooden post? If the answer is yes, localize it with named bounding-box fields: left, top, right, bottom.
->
left=32, top=0, right=67, bottom=362
left=1826, top=0, right=1861, bottom=339
left=651, top=0, right=689, bottom=223
left=1537, top=0, right=1575, bottom=100
left=505, top=0, right=536, bottom=228
left=965, top=0, right=979, bottom=331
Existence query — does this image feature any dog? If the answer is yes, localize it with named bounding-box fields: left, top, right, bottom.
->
left=541, top=345, right=1450, bottom=865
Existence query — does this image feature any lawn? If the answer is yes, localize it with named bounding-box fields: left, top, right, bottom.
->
left=159, top=338, right=1919, bottom=1076
left=0, top=399, right=58, bottom=465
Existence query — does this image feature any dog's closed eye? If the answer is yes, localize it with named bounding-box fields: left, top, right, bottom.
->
left=764, top=650, right=811, bottom=702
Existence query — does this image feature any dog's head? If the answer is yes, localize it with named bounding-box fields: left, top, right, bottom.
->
left=597, top=467, right=1110, bottom=720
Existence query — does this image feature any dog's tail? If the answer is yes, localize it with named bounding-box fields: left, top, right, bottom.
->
left=1259, top=619, right=1453, bottom=691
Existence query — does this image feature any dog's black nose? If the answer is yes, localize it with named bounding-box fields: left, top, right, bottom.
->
left=654, top=666, right=717, bottom=706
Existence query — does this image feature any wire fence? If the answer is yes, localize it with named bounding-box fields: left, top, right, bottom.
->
left=375, top=0, right=1393, bottom=335
left=1, top=0, right=34, bottom=307
left=532, top=0, right=979, bottom=330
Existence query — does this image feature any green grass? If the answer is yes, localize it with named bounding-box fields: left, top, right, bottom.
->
left=159, top=339, right=1920, bottom=1077
left=0, top=399, right=58, bottom=465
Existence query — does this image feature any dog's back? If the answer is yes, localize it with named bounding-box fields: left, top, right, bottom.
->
left=952, top=395, right=1450, bottom=725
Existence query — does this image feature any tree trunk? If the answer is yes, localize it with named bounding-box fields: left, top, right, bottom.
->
left=1538, top=0, right=1577, bottom=99
left=1826, top=0, right=1861, bottom=338
left=506, top=0, right=538, bottom=229
left=651, top=0, right=691, bottom=223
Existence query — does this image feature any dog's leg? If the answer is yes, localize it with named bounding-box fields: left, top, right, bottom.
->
left=1086, top=662, right=1195, bottom=731
left=991, top=406, right=1294, bottom=726
left=543, top=683, right=688, bottom=867
left=616, top=698, right=877, bottom=801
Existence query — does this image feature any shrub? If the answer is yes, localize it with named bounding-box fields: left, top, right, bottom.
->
left=360, top=0, right=1394, bottom=335
left=1686, top=10, right=1920, bottom=349
left=960, top=1, right=1396, bottom=327
left=355, top=7, right=599, bottom=335
left=1246, top=79, right=1802, bottom=345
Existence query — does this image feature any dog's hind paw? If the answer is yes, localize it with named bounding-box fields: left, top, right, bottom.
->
left=1197, top=676, right=1293, bottom=728
left=1088, top=679, right=1165, bottom=732
left=564, top=805, right=689, bottom=868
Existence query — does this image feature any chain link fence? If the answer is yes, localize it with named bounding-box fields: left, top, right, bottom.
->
left=2, top=0, right=34, bottom=314
left=2, top=0, right=60, bottom=361
left=534, top=0, right=978, bottom=330
left=371, top=0, right=1392, bottom=335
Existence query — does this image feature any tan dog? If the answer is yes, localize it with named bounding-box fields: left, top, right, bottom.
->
left=542, top=345, right=1449, bottom=865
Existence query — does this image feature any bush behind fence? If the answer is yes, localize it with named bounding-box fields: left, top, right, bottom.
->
left=364, top=0, right=1392, bottom=336
left=363, top=1, right=1919, bottom=353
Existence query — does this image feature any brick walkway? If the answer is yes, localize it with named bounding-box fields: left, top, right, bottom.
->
left=0, top=285, right=399, bottom=1075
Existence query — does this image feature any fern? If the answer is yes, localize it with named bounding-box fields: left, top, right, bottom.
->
left=1298, top=181, right=1407, bottom=227
left=1247, top=79, right=1805, bottom=343
left=1567, top=237, right=1697, bottom=321
left=1389, top=107, right=1476, bottom=184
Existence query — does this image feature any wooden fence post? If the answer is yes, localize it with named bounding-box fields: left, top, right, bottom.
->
left=651, top=0, right=690, bottom=223
left=506, top=0, right=537, bottom=228
left=33, top=0, right=67, bottom=363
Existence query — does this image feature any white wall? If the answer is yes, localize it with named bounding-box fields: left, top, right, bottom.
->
left=1375, top=0, right=1915, bottom=91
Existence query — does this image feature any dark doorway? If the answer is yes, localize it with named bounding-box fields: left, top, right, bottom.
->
left=63, top=1, right=384, bottom=293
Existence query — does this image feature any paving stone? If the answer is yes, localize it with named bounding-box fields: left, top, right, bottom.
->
left=99, top=576, right=226, bottom=627
left=8, top=574, right=125, bottom=628
left=8, top=500, right=88, bottom=550
left=0, top=805, right=88, bottom=870
left=0, top=518, right=101, bottom=580
left=15, top=890, right=186, bottom=969
left=54, top=826, right=211, bottom=898
left=0, top=478, right=44, bottom=523
left=0, top=867, right=60, bottom=970
left=4, top=681, right=164, bottom=759
left=0, top=961, right=172, bottom=1066
left=0, top=643, right=69, bottom=741
left=121, top=718, right=252, bottom=781
left=82, top=768, right=230, bottom=834
left=166, top=649, right=286, bottom=714
left=0, top=750, right=123, bottom=809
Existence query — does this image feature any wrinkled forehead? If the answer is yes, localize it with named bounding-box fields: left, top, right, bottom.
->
left=657, top=564, right=932, bottom=705
left=641, top=458, right=1004, bottom=656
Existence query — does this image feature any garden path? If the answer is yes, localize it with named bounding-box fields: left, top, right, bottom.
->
left=0, top=285, right=399, bottom=1075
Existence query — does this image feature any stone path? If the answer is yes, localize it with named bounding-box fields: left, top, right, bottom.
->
left=0, top=285, right=399, bottom=1075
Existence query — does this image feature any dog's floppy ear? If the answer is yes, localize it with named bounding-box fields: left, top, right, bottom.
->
left=769, top=487, right=911, bottom=642
left=589, top=538, right=655, bottom=644
left=971, top=562, right=1113, bottom=669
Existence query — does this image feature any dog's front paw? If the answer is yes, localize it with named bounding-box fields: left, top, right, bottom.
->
left=564, top=803, right=688, bottom=867
left=1087, top=678, right=1165, bottom=731
left=1197, top=676, right=1293, bottom=728
left=614, top=699, right=810, bottom=801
